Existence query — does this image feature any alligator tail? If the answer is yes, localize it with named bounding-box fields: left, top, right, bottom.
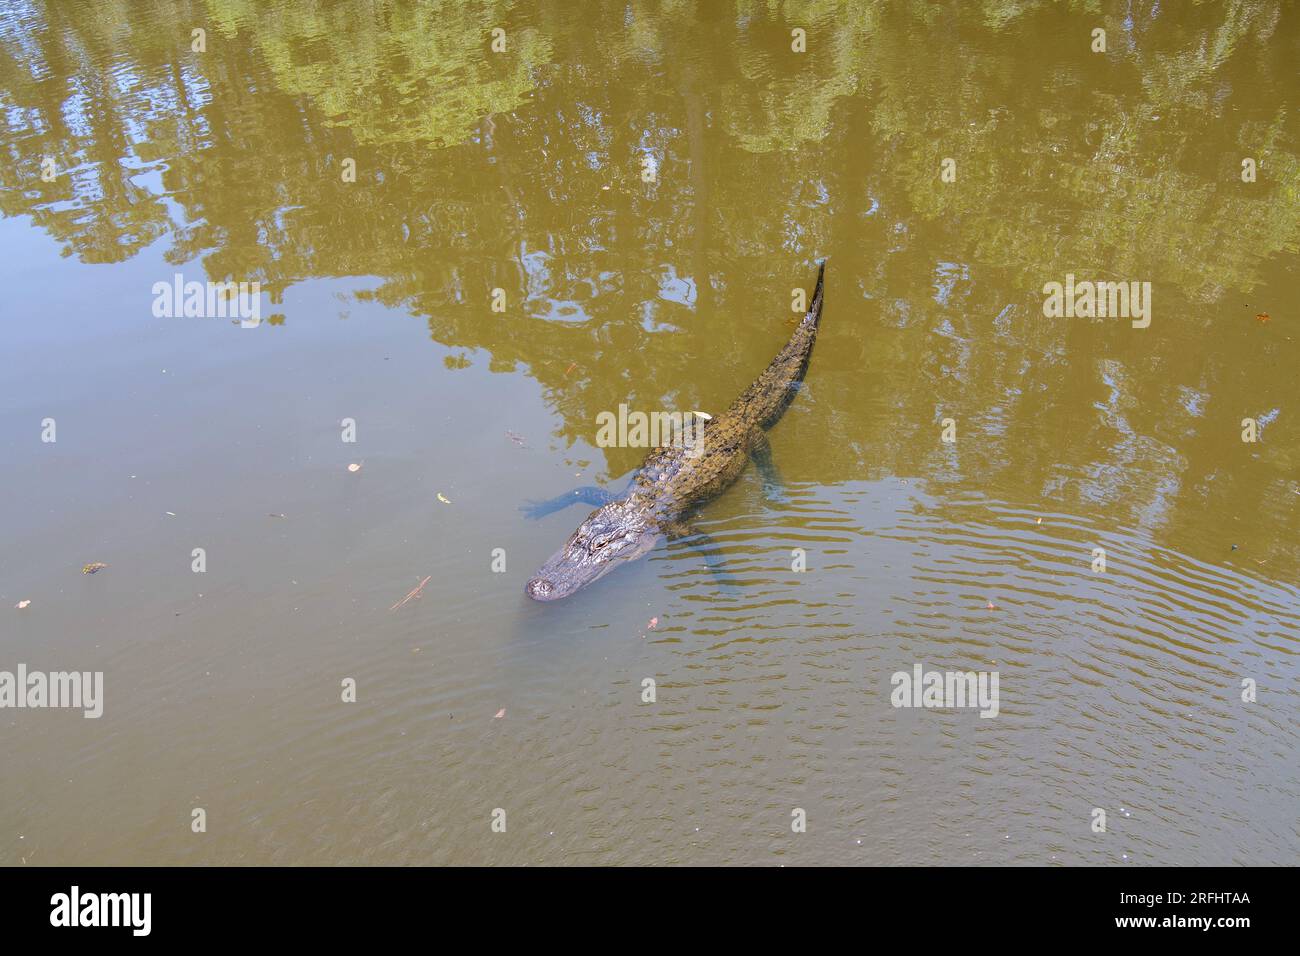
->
left=804, top=258, right=826, bottom=329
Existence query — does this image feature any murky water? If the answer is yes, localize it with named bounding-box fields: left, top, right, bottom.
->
left=1, top=0, right=1297, bottom=866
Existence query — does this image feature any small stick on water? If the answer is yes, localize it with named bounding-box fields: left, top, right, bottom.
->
left=389, top=576, right=431, bottom=612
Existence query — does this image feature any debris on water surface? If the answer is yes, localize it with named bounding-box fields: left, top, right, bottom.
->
left=15, top=600, right=31, bottom=609
left=647, top=617, right=658, bottom=629
left=986, top=600, right=997, bottom=610
left=437, top=492, right=451, bottom=504
left=347, top=462, right=362, bottom=472
left=506, top=430, right=528, bottom=447
left=563, top=362, right=577, bottom=377
left=389, top=575, right=431, bottom=612
left=493, top=708, right=506, bottom=720
left=1255, top=312, right=1270, bottom=324
left=82, top=563, right=107, bottom=574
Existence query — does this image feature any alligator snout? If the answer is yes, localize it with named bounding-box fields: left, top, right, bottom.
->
left=525, top=577, right=559, bottom=601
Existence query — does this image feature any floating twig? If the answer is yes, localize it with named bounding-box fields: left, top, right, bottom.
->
left=389, top=575, right=431, bottom=612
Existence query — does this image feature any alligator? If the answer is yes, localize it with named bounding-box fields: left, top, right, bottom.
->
left=524, top=261, right=826, bottom=601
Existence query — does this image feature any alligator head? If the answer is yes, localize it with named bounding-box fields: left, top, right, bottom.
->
left=525, top=498, right=662, bottom=601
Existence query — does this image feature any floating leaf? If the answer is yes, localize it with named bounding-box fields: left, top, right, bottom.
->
left=437, top=493, right=451, bottom=504
left=82, top=563, right=108, bottom=574
left=1256, top=312, right=1271, bottom=324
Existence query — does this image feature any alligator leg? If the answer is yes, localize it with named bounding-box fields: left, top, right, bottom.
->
left=520, top=486, right=616, bottom=520
left=522, top=472, right=641, bottom=520
left=749, top=430, right=787, bottom=503
left=665, top=521, right=738, bottom=590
